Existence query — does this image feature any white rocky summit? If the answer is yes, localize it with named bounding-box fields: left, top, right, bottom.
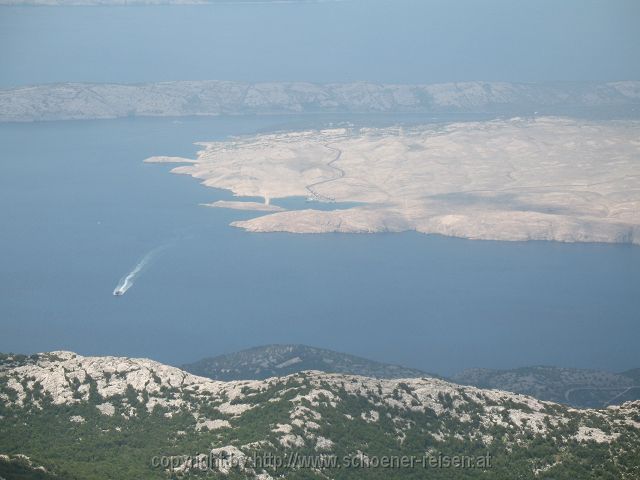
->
left=147, top=117, right=640, bottom=244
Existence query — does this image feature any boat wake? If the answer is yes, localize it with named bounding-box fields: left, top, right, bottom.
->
left=112, top=244, right=168, bottom=296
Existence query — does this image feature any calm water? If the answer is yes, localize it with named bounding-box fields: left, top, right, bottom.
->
left=0, top=114, right=638, bottom=376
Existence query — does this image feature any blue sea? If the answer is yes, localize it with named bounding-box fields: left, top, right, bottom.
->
left=1, top=1, right=639, bottom=375
left=1, top=114, right=638, bottom=376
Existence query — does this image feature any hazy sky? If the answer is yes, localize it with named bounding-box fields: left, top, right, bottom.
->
left=0, top=0, right=639, bottom=87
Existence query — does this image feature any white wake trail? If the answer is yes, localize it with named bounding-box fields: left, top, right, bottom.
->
left=112, top=245, right=168, bottom=296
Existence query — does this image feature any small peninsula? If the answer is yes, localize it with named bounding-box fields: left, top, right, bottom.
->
left=146, top=117, right=640, bottom=244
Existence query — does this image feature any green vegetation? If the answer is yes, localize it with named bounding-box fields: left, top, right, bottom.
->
left=182, top=344, right=436, bottom=381
left=1, top=353, right=639, bottom=479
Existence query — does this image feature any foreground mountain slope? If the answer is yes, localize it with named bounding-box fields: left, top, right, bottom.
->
left=182, top=344, right=434, bottom=381
left=1, top=352, right=639, bottom=479
left=453, top=366, right=640, bottom=409
left=0, top=454, right=60, bottom=480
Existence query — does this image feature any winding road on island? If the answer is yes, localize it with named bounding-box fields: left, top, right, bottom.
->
left=305, top=143, right=345, bottom=202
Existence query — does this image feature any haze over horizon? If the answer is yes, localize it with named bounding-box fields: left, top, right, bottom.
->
left=1, top=0, right=639, bottom=88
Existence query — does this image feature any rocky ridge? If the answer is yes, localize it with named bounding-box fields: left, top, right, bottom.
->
left=182, top=344, right=434, bottom=381
left=1, top=351, right=640, bottom=478
left=182, top=346, right=640, bottom=408
left=1, top=80, right=639, bottom=122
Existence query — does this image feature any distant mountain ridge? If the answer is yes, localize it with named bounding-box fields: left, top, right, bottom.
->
left=183, top=346, right=640, bottom=409
left=1, top=80, right=639, bottom=122
left=453, top=366, right=640, bottom=409
left=182, top=344, right=436, bottom=381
